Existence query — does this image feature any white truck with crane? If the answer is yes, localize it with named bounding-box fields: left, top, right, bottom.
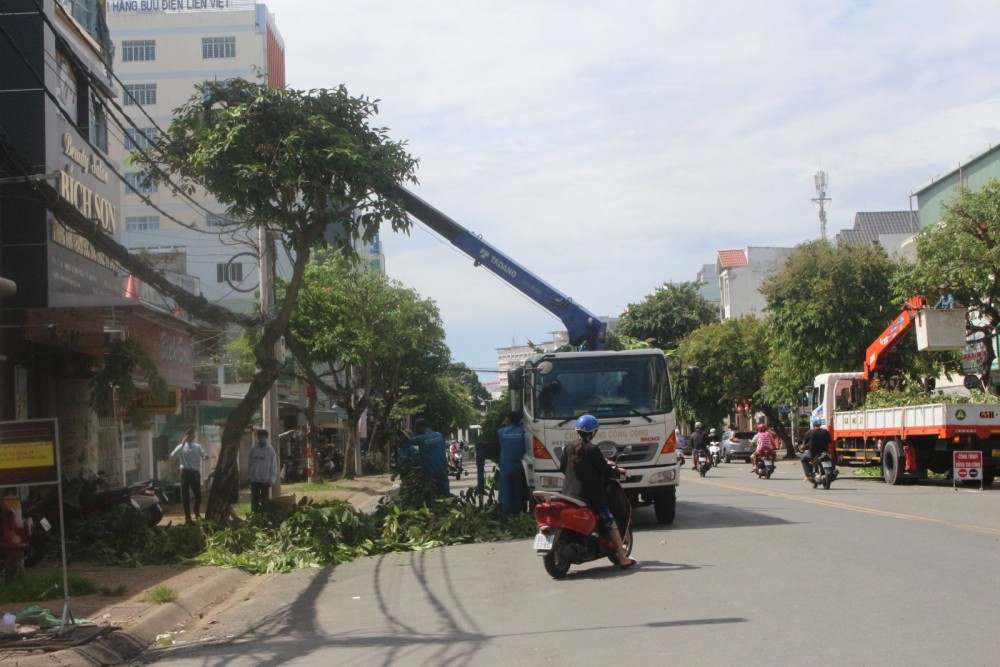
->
left=395, top=187, right=688, bottom=523
left=810, top=296, right=1000, bottom=485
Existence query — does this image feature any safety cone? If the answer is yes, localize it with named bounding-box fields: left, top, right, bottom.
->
left=173, top=304, right=183, bottom=318
left=124, top=274, right=139, bottom=299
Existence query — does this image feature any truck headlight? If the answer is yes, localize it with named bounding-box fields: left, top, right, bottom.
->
left=536, top=475, right=562, bottom=489
left=648, top=469, right=676, bottom=484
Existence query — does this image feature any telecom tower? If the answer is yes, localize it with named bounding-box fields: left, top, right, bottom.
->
left=812, top=171, right=831, bottom=240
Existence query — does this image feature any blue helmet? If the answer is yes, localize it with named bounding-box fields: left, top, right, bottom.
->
left=811, top=417, right=821, bottom=426
left=575, top=414, right=599, bottom=436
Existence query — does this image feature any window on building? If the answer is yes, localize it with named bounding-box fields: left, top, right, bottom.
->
left=89, top=94, right=108, bottom=152
left=121, top=39, right=155, bottom=62
left=124, top=127, right=159, bottom=151
left=123, top=83, right=156, bottom=106
left=124, top=172, right=157, bottom=195
left=125, top=216, right=160, bottom=231
left=217, top=261, right=243, bottom=284
left=202, top=36, right=236, bottom=59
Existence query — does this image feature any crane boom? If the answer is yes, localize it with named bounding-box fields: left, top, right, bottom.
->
left=392, top=186, right=607, bottom=350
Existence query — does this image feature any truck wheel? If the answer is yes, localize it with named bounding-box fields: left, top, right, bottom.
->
left=653, top=488, right=676, bottom=525
left=882, top=441, right=905, bottom=485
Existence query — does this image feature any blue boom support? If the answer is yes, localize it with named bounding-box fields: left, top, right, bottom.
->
left=393, top=186, right=607, bottom=350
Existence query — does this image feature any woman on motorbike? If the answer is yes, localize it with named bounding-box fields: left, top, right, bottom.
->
left=559, top=414, right=636, bottom=570
left=749, top=423, right=776, bottom=471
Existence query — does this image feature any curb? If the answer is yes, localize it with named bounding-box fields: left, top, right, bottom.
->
left=12, top=567, right=253, bottom=667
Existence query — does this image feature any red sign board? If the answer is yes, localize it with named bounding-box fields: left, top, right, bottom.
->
left=953, top=451, right=984, bottom=485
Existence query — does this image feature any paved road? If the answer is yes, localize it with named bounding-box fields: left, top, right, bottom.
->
left=142, top=460, right=1000, bottom=666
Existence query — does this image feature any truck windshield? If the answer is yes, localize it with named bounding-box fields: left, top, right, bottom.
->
left=526, top=354, right=672, bottom=420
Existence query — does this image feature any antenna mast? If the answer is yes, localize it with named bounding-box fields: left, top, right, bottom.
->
left=812, top=171, right=830, bottom=240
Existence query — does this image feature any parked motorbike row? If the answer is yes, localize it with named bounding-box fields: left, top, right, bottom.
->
left=22, top=471, right=167, bottom=567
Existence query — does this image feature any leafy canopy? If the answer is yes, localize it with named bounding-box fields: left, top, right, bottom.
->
left=617, top=282, right=718, bottom=350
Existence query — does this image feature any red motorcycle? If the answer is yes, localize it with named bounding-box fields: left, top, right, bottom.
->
left=532, top=445, right=633, bottom=579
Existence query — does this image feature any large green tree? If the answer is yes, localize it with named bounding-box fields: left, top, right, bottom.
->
left=761, top=240, right=899, bottom=405
left=142, top=80, right=417, bottom=509
left=899, top=180, right=1000, bottom=390
left=617, top=282, right=719, bottom=350
left=284, top=250, right=450, bottom=478
left=676, top=316, right=793, bottom=449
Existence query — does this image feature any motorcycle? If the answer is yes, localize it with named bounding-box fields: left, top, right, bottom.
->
left=755, top=451, right=776, bottom=479
left=532, top=443, right=633, bottom=579
left=809, top=451, right=839, bottom=489
left=695, top=450, right=712, bottom=477
left=708, top=440, right=722, bottom=466
left=448, top=447, right=464, bottom=480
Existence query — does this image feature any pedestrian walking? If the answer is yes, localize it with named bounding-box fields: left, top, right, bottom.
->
left=248, top=428, right=278, bottom=512
left=497, top=410, right=528, bottom=513
left=170, top=429, right=206, bottom=523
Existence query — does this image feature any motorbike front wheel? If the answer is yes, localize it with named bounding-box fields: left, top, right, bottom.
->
left=543, top=536, right=571, bottom=579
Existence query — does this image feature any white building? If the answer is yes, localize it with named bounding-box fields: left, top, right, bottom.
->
left=108, top=1, right=286, bottom=314
left=717, top=247, right=793, bottom=320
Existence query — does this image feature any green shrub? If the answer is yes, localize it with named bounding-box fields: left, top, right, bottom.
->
left=0, top=572, right=98, bottom=603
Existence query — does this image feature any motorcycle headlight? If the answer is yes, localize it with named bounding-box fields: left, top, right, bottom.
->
left=536, top=475, right=562, bottom=490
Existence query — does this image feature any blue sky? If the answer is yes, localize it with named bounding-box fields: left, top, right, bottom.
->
left=259, top=0, right=1000, bottom=378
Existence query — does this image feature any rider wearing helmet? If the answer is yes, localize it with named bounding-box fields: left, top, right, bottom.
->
left=560, top=415, right=636, bottom=570
left=689, top=421, right=709, bottom=470
left=800, top=417, right=833, bottom=480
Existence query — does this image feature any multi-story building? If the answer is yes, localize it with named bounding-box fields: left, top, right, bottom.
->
left=834, top=211, right=919, bottom=260
left=1, top=0, right=198, bottom=485
left=108, top=0, right=285, bottom=315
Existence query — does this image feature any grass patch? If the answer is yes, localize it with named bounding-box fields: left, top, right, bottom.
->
left=144, top=585, right=178, bottom=604
left=283, top=481, right=339, bottom=493
left=852, top=466, right=883, bottom=478
left=0, top=572, right=98, bottom=603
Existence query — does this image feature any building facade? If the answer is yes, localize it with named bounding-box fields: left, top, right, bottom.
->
left=1, top=0, right=197, bottom=485
left=716, top=247, right=793, bottom=320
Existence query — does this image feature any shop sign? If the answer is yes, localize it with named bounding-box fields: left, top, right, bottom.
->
left=132, top=388, right=182, bottom=415
left=128, top=314, right=195, bottom=389
left=0, top=419, right=59, bottom=486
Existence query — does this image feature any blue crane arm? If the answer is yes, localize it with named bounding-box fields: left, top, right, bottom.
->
left=392, top=186, right=607, bottom=350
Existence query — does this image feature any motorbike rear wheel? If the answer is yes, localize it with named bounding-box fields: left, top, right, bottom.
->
left=543, top=536, right=571, bottom=579
left=145, top=504, right=164, bottom=527
left=822, top=474, right=831, bottom=490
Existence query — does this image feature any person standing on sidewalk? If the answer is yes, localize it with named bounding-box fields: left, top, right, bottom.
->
left=170, top=429, right=206, bottom=524
left=248, top=429, right=278, bottom=512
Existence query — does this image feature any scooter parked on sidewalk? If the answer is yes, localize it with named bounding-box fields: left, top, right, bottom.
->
left=532, top=444, right=633, bottom=579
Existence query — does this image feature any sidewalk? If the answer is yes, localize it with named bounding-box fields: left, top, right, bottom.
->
left=0, top=473, right=398, bottom=666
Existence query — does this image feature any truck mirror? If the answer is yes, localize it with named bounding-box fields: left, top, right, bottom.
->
left=508, top=368, right=524, bottom=391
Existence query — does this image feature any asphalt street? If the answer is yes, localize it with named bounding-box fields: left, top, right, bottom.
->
left=141, top=460, right=1000, bottom=666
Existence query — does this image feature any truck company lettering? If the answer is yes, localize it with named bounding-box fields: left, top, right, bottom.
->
left=489, top=255, right=517, bottom=279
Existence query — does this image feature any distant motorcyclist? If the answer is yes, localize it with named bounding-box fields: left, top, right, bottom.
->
left=749, top=423, right=776, bottom=471
left=560, top=415, right=636, bottom=570
left=690, top=422, right=709, bottom=470
left=800, top=417, right=833, bottom=481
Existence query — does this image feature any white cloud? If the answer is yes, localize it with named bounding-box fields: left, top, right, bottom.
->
left=261, top=0, right=1000, bottom=372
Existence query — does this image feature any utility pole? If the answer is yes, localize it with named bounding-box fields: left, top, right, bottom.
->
left=259, top=225, right=281, bottom=495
